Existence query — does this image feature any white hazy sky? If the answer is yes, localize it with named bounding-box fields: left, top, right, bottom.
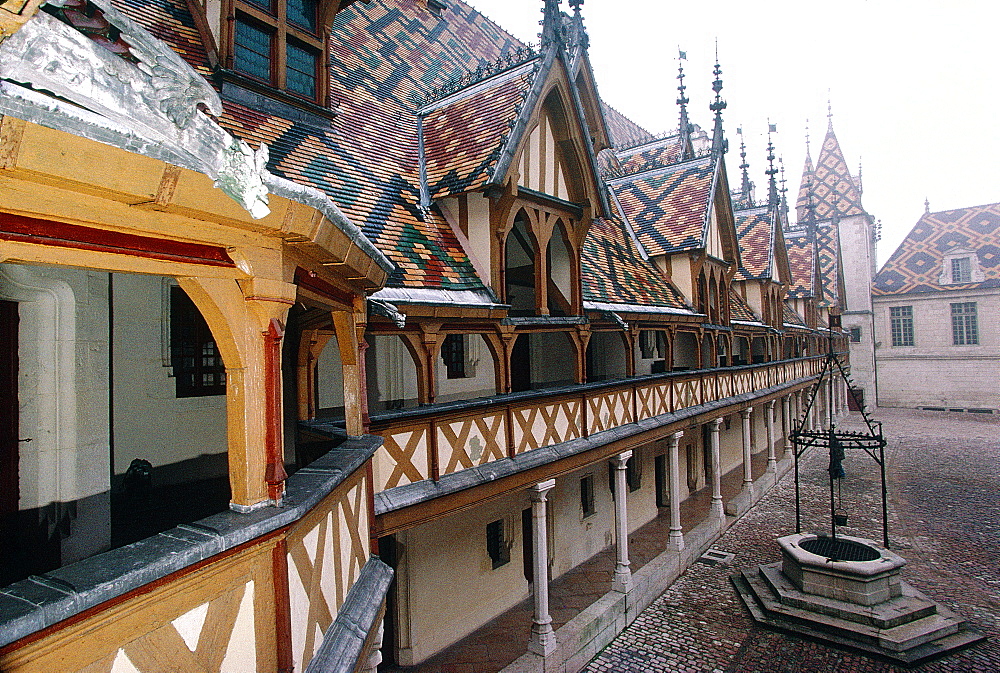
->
left=467, top=0, right=1000, bottom=266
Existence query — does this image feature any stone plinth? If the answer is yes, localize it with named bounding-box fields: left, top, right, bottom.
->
left=778, top=533, right=906, bottom=606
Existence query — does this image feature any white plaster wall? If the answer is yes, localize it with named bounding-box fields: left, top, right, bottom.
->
left=874, top=290, right=1000, bottom=410
left=436, top=334, right=497, bottom=403
left=0, top=263, right=110, bottom=507
left=717, top=416, right=743, bottom=476
left=400, top=491, right=530, bottom=664
left=367, top=334, right=419, bottom=409
left=467, top=193, right=493, bottom=285
left=548, top=224, right=572, bottom=307
left=316, top=333, right=344, bottom=411
left=112, top=274, right=226, bottom=474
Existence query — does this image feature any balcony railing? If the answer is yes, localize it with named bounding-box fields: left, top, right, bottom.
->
left=366, top=355, right=827, bottom=493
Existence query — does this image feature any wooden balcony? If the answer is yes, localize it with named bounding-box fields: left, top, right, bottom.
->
left=365, top=356, right=827, bottom=493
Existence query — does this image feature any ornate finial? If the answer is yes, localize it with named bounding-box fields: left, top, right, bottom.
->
left=677, top=49, right=692, bottom=159
left=765, top=122, right=778, bottom=209
left=539, top=0, right=562, bottom=47
left=568, top=0, right=583, bottom=12
left=857, top=158, right=863, bottom=195
left=924, top=197, right=930, bottom=214
left=737, top=127, right=752, bottom=203
left=804, top=119, right=811, bottom=158
left=779, top=156, right=790, bottom=219
left=710, top=52, right=727, bottom=155
left=827, top=92, right=833, bottom=129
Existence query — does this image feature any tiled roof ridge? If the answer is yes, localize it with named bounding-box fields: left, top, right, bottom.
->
left=616, top=134, right=681, bottom=158
left=925, top=200, right=1000, bottom=217
left=606, top=150, right=713, bottom=186
left=418, top=44, right=540, bottom=108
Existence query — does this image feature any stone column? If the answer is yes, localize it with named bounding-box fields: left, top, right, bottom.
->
left=740, top=408, right=753, bottom=488
left=765, top=400, right=777, bottom=473
left=528, top=479, right=556, bottom=656
left=611, top=451, right=633, bottom=593
left=708, top=418, right=724, bottom=521
left=782, top=394, right=794, bottom=460
left=666, top=430, right=685, bottom=552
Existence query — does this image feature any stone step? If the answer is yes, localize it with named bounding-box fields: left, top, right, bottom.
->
left=758, top=563, right=937, bottom=629
left=733, top=567, right=983, bottom=664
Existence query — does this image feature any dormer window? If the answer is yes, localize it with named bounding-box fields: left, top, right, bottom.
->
left=951, top=257, right=971, bottom=283
left=232, top=0, right=324, bottom=102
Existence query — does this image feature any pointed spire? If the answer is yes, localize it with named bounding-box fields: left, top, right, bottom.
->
left=566, top=0, right=588, bottom=50
left=924, top=197, right=930, bottom=214
left=827, top=93, right=834, bottom=131
left=856, top=158, right=863, bottom=195
left=710, top=46, right=727, bottom=156
left=738, top=128, right=752, bottom=205
left=676, top=49, right=693, bottom=160
left=779, top=156, right=790, bottom=220
left=796, top=121, right=816, bottom=224
left=765, top=123, right=778, bottom=209
left=540, top=0, right=562, bottom=48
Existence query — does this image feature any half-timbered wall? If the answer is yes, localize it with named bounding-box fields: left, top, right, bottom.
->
left=517, top=110, right=571, bottom=201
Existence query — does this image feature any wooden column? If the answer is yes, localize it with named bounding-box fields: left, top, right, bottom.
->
left=333, top=310, right=365, bottom=437
left=666, top=430, right=685, bottom=552
left=740, top=407, right=753, bottom=488
left=263, top=319, right=287, bottom=503
left=611, top=450, right=633, bottom=593
left=528, top=479, right=556, bottom=657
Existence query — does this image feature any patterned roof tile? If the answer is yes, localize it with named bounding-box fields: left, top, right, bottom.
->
left=785, top=232, right=815, bottom=298
left=873, top=202, right=1000, bottom=295
left=601, top=101, right=656, bottom=149
left=782, top=302, right=807, bottom=327
left=797, top=124, right=864, bottom=222
left=814, top=221, right=842, bottom=307
left=615, top=138, right=684, bottom=177
left=729, top=289, right=759, bottom=322
left=734, top=206, right=773, bottom=280
left=609, top=156, right=715, bottom=257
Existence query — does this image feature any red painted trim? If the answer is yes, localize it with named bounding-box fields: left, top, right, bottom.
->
left=272, top=539, right=294, bottom=673
left=0, top=213, right=235, bottom=267
left=293, top=266, right=354, bottom=307
left=264, top=319, right=288, bottom=502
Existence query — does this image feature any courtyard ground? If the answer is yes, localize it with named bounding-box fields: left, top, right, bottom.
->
left=583, top=407, right=1000, bottom=672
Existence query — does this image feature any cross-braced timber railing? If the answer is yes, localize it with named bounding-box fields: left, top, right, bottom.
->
left=366, top=355, right=830, bottom=493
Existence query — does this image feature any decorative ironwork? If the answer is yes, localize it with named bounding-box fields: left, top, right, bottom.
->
left=419, top=45, right=538, bottom=108
left=790, top=325, right=889, bottom=547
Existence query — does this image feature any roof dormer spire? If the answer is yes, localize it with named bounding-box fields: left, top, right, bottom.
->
left=677, top=50, right=693, bottom=160
left=765, top=122, right=778, bottom=209
left=540, top=0, right=562, bottom=48
left=737, top=127, right=752, bottom=204
left=710, top=50, right=727, bottom=156
left=779, top=156, right=790, bottom=220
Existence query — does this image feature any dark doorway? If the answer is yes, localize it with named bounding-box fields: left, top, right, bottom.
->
left=377, top=535, right=398, bottom=665
left=654, top=454, right=667, bottom=508
left=521, top=507, right=533, bottom=584
left=511, top=335, right=531, bottom=393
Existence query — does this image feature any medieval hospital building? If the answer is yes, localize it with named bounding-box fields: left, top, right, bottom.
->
left=0, top=1, right=875, bottom=671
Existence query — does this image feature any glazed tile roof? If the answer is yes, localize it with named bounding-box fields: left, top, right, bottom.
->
left=873, top=202, right=1000, bottom=295
left=109, top=0, right=211, bottom=78
left=734, top=205, right=773, bottom=281
left=729, top=289, right=759, bottom=323
left=814, top=222, right=842, bottom=308
left=785, top=232, right=815, bottom=299
left=609, top=156, right=716, bottom=257
left=601, top=102, right=656, bottom=149
left=581, top=215, right=688, bottom=310
left=421, top=63, right=536, bottom=199
left=615, top=138, right=684, bottom=178
left=796, top=123, right=864, bottom=223
left=782, top=302, right=807, bottom=327
left=794, top=151, right=814, bottom=223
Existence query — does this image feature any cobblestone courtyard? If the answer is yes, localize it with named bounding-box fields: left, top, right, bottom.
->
left=584, top=408, right=1000, bottom=672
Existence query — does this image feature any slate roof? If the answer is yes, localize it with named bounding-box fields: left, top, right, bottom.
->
left=609, top=156, right=716, bottom=257
left=601, top=102, right=656, bottom=149
left=785, top=232, right=815, bottom=299
left=421, top=62, right=537, bottom=199
left=796, top=123, right=864, bottom=223
left=581, top=215, right=688, bottom=310
left=734, top=205, right=773, bottom=281
left=729, top=289, right=759, bottom=323
left=873, top=202, right=1000, bottom=296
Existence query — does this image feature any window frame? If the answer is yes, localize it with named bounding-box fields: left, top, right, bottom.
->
left=889, top=305, right=914, bottom=347
left=951, top=302, right=979, bottom=346
left=441, top=334, right=467, bottom=379
left=170, top=286, right=227, bottom=398
left=486, top=519, right=510, bottom=569
left=951, top=257, right=972, bottom=284
left=229, top=0, right=326, bottom=105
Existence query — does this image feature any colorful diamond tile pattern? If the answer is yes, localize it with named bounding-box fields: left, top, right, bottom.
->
left=785, top=232, right=815, bottom=299
left=873, top=202, right=1000, bottom=295
left=734, top=206, right=772, bottom=281
left=581, top=215, right=687, bottom=310
left=615, top=139, right=684, bottom=178
left=813, top=221, right=841, bottom=307
left=796, top=125, right=864, bottom=223
left=728, top=289, right=759, bottom=322
left=422, top=65, right=536, bottom=199
left=610, top=157, right=715, bottom=257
